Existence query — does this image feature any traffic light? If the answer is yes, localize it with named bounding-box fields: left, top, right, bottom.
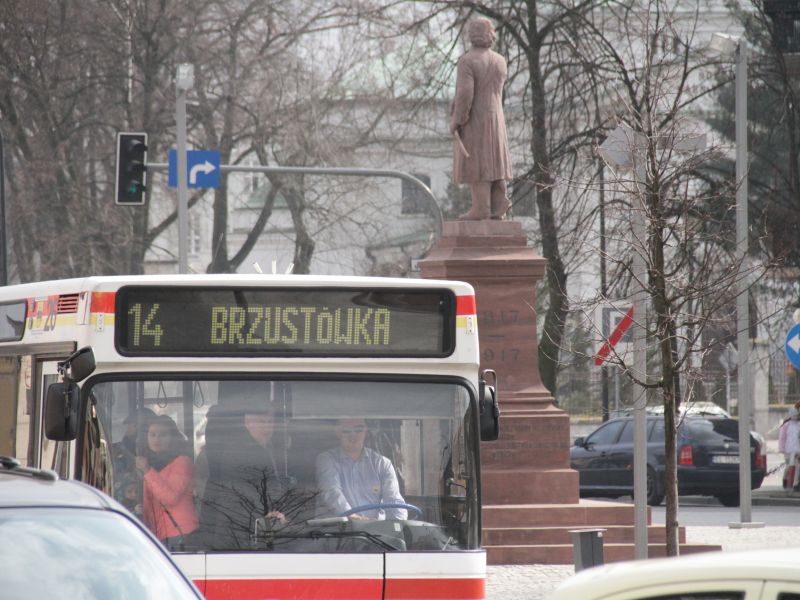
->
left=115, top=132, right=148, bottom=205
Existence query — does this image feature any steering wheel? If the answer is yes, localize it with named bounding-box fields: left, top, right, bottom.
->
left=339, top=502, right=422, bottom=519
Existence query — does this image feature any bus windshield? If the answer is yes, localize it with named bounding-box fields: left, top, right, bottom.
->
left=85, top=377, right=479, bottom=553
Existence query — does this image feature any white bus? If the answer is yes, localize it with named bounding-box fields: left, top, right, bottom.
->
left=0, top=274, right=498, bottom=600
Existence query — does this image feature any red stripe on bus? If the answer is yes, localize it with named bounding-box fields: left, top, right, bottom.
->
left=199, top=577, right=484, bottom=600
left=456, top=295, right=476, bottom=315
left=202, top=578, right=383, bottom=600
left=385, top=577, right=485, bottom=599
left=91, top=291, right=116, bottom=314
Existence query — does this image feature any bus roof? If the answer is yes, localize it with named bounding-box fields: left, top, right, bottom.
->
left=0, top=274, right=474, bottom=300
left=0, top=275, right=479, bottom=366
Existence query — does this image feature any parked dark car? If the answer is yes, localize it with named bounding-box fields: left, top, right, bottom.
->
left=0, top=456, right=203, bottom=599
left=570, top=416, right=766, bottom=506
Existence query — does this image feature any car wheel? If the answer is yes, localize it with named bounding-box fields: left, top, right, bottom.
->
left=715, top=492, right=740, bottom=507
left=646, top=466, right=664, bottom=506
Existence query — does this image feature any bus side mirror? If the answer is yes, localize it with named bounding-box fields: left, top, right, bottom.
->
left=479, top=369, right=500, bottom=441
left=67, top=347, right=96, bottom=382
left=45, top=382, right=81, bottom=441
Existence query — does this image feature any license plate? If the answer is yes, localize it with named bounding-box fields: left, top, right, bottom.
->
left=712, top=455, right=739, bottom=464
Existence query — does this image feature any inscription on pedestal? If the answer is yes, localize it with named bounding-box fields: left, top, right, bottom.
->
left=479, top=310, right=521, bottom=365
left=476, top=295, right=538, bottom=393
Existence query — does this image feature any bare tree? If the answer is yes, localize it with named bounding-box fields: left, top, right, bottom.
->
left=0, top=0, right=442, bottom=278
left=154, top=0, right=443, bottom=274
left=577, top=0, right=769, bottom=555
left=0, top=0, right=191, bottom=279
left=0, top=1, right=131, bottom=279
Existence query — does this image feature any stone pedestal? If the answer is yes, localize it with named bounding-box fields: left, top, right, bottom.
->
left=418, top=220, right=718, bottom=564
left=419, top=220, right=576, bottom=505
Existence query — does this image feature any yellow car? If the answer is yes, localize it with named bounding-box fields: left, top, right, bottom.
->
left=549, top=547, right=800, bottom=600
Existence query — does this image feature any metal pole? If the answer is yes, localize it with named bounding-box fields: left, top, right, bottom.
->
left=632, top=159, right=648, bottom=559
left=725, top=365, right=731, bottom=414
left=175, top=65, right=193, bottom=275
left=600, top=162, right=609, bottom=422
left=598, top=124, right=649, bottom=556
left=0, top=132, right=6, bottom=285
left=735, top=40, right=752, bottom=524
left=147, top=162, right=444, bottom=240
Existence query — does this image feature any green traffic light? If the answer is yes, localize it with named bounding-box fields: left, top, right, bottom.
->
left=117, top=132, right=147, bottom=204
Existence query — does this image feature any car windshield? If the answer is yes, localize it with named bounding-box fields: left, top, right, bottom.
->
left=0, top=507, right=198, bottom=599
left=686, top=418, right=739, bottom=442
left=84, top=378, right=479, bottom=553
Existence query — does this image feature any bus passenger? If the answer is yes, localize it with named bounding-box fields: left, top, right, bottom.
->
left=136, top=414, right=199, bottom=547
left=112, top=408, right=155, bottom=506
left=200, top=383, right=287, bottom=549
left=315, top=418, right=407, bottom=520
left=117, top=473, right=143, bottom=517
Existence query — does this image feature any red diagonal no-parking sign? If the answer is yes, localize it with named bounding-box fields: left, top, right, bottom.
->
left=594, top=306, right=634, bottom=366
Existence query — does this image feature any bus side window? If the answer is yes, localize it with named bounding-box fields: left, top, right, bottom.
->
left=0, top=356, right=20, bottom=459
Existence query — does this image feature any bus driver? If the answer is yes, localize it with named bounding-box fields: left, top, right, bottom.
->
left=315, top=418, right=407, bottom=521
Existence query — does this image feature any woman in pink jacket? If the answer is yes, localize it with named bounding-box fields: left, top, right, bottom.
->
left=137, top=414, right=198, bottom=547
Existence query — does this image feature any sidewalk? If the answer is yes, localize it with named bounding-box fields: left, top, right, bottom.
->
left=753, top=484, right=800, bottom=506
left=488, top=430, right=800, bottom=599
left=486, top=438, right=800, bottom=600
left=487, top=524, right=800, bottom=600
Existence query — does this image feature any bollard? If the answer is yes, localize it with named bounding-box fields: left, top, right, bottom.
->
left=569, top=528, right=606, bottom=571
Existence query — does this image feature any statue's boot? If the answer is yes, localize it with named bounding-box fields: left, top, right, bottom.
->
left=460, top=185, right=491, bottom=220
left=490, top=195, right=510, bottom=220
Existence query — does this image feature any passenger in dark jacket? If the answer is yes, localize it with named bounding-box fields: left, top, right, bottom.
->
left=199, top=382, right=287, bottom=549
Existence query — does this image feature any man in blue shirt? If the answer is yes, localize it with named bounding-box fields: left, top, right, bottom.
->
left=315, top=418, right=407, bottom=520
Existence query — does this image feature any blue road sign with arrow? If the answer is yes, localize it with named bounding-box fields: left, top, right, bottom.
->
left=785, top=323, right=800, bottom=370
left=168, top=149, right=220, bottom=189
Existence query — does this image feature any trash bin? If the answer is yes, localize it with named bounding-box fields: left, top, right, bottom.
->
left=569, top=528, right=606, bottom=571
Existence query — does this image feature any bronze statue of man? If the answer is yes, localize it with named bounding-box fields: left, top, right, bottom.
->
left=450, top=18, right=512, bottom=220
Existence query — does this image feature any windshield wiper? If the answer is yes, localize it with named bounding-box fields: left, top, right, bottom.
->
left=254, top=524, right=398, bottom=551
left=284, top=530, right=399, bottom=551
left=304, top=529, right=398, bottom=551
left=253, top=516, right=402, bottom=552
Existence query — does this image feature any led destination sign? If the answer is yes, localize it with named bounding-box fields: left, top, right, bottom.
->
left=117, top=287, right=454, bottom=357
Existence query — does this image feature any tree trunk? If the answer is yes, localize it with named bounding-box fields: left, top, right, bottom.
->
left=208, top=181, right=230, bottom=273
left=284, top=177, right=314, bottom=275
left=649, top=187, right=680, bottom=556
left=528, top=46, right=568, bottom=396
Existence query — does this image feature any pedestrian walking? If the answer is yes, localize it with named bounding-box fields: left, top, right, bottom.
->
left=778, top=405, right=800, bottom=490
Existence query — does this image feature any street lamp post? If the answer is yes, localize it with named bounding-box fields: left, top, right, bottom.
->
left=733, top=38, right=753, bottom=526
left=599, top=124, right=648, bottom=559
left=175, top=64, right=194, bottom=275
left=0, top=132, right=7, bottom=285
left=711, top=32, right=757, bottom=527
